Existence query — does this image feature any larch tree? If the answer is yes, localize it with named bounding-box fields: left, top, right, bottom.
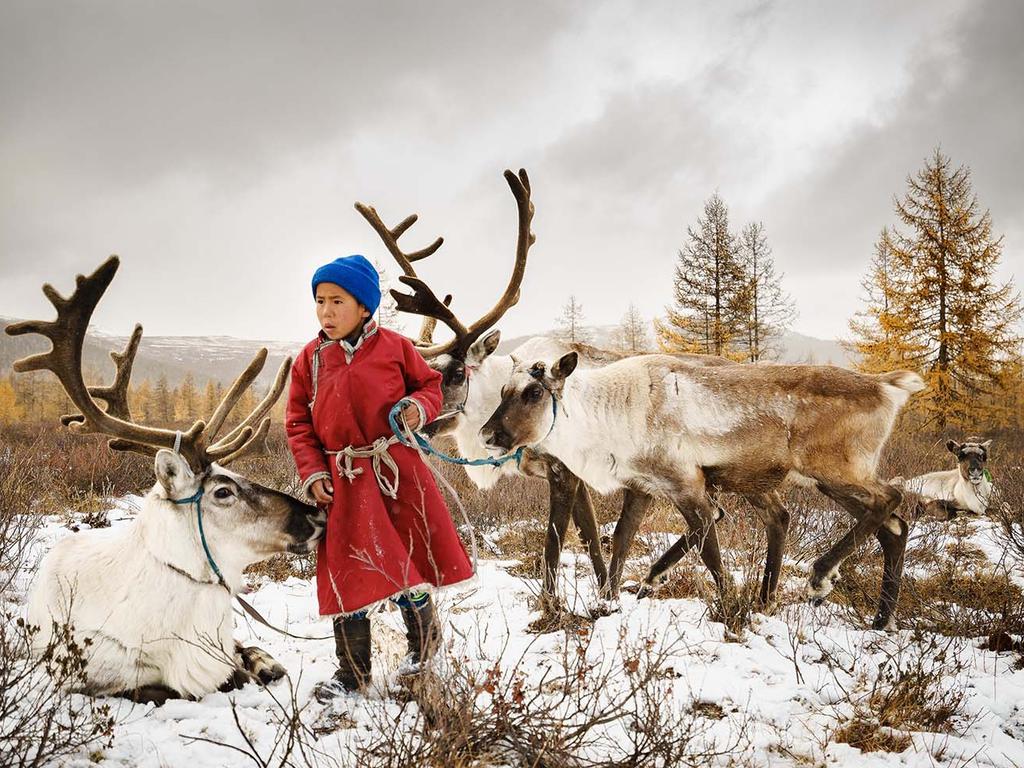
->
left=615, top=303, right=650, bottom=354
left=202, top=379, right=219, bottom=419
left=131, top=379, right=154, bottom=422
left=175, top=371, right=198, bottom=421
left=851, top=149, right=1022, bottom=429
left=555, top=295, right=590, bottom=344
left=0, top=376, right=22, bottom=421
left=153, top=374, right=174, bottom=425
left=847, top=228, right=922, bottom=372
left=656, top=193, right=748, bottom=358
left=736, top=222, right=796, bottom=362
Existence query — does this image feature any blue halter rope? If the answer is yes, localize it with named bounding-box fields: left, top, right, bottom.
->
left=169, top=486, right=227, bottom=590
left=387, top=385, right=559, bottom=468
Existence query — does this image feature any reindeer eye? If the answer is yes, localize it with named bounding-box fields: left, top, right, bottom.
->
left=214, top=487, right=234, bottom=500
left=450, top=367, right=465, bottom=384
left=523, top=384, right=543, bottom=402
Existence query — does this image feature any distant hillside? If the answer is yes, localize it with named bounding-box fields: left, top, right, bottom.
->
left=1, top=316, right=302, bottom=387
left=496, top=326, right=855, bottom=367
left=1, top=316, right=856, bottom=389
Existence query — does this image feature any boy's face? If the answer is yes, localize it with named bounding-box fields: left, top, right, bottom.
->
left=316, top=283, right=371, bottom=340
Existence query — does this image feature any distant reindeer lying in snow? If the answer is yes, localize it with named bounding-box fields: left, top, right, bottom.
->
left=891, top=437, right=994, bottom=520
left=481, top=352, right=925, bottom=630
left=6, top=257, right=325, bottom=704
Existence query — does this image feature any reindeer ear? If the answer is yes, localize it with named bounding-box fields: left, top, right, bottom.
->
left=946, top=440, right=960, bottom=455
left=980, top=440, right=992, bottom=450
left=551, top=351, right=579, bottom=380
left=155, top=449, right=197, bottom=499
left=468, top=330, right=501, bottom=366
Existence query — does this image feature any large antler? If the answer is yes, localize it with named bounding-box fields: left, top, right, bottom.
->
left=353, top=202, right=458, bottom=347
left=356, top=168, right=535, bottom=359
left=5, top=256, right=289, bottom=469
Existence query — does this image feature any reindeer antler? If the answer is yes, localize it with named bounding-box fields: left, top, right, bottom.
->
left=356, top=168, right=535, bottom=359
left=5, top=256, right=289, bottom=469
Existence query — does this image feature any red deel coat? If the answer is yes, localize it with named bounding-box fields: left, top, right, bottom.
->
left=286, top=327, right=474, bottom=616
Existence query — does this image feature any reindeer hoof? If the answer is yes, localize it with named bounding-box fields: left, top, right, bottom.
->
left=806, top=568, right=837, bottom=605
left=589, top=598, right=620, bottom=618
left=871, top=615, right=895, bottom=631
left=238, top=645, right=286, bottom=685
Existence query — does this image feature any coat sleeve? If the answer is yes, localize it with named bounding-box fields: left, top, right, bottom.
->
left=285, top=350, right=331, bottom=496
left=397, top=336, right=443, bottom=425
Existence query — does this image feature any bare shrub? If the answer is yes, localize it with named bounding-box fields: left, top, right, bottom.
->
left=347, top=622, right=747, bottom=767
left=833, top=630, right=970, bottom=754
left=0, top=613, right=116, bottom=767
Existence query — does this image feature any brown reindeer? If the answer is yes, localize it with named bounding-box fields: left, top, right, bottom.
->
left=357, top=172, right=796, bottom=614
left=481, top=352, right=925, bottom=629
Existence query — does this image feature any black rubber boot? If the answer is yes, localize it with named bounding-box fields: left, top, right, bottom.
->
left=399, top=595, right=441, bottom=673
left=314, top=615, right=371, bottom=702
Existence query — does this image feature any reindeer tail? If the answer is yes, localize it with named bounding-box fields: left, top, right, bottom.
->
left=877, top=370, right=926, bottom=394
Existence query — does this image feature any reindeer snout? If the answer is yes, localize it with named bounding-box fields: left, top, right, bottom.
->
left=285, top=498, right=326, bottom=554
left=480, top=422, right=512, bottom=452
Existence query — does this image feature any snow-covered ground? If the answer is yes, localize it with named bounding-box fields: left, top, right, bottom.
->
left=6, top=501, right=1024, bottom=767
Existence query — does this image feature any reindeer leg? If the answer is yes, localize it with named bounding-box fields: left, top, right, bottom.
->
left=640, top=489, right=732, bottom=600
left=636, top=528, right=701, bottom=599
left=542, top=460, right=574, bottom=614
left=873, top=515, right=909, bottom=630
left=607, top=490, right=654, bottom=599
left=746, top=492, right=791, bottom=609
left=810, top=480, right=902, bottom=607
left=565, top=472, right=609, bottom=594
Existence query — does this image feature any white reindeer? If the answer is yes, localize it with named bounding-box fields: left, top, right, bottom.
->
left=480, top=352, right=925, bottom=629
left=8, top=257, right=325, bottom=704
left=891, top=438, right=994, bottom=519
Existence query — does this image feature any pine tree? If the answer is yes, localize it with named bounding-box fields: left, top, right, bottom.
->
left=656, top=193, right=748, bottom=358
left=737, top=222, right=796, bottom=362
left=555, top=295, right=590, bottom=344
left=850, top=149, right=1023, bottom=428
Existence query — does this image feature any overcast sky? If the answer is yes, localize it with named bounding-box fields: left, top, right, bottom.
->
left=1, top=0, right=1020, bottom=346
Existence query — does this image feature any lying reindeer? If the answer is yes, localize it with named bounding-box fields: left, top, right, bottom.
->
left=891, top=437, right=994, bottom=520
left=481, top=352, right=925, bottom=630
left=7, top=258, right=324, bottom=704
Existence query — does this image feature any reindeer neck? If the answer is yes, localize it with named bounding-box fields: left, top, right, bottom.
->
left=139, top=487, right=241, bottom=592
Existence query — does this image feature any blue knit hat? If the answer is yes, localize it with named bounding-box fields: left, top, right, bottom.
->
left=311, top=255, right=381, bottom=315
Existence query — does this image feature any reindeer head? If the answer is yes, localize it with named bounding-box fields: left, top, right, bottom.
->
left=356, top=169, right=535, bottom=437
left=946, top=437, right=992, bottom=484
left=154, top=450, right=323, bottom=568
left=5, top=257, right=325, bottom=578
left=479, top=352, right=578, bottom=452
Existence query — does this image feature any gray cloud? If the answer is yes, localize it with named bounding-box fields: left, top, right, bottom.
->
left=1, top=0, right=1018, bottom=345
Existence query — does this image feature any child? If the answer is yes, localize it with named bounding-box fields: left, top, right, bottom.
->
left=286, top=254, right=474, bottom=702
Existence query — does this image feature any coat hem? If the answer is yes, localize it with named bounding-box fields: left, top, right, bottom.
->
left=319, top=572, right=478, bottom=619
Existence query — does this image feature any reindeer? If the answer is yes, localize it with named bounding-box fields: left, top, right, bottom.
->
left=891, top=437, right=994, bottom=519
left=6, top=258, right=325, bottom=704
left=355, top=171, right=619, bottom=610
left=481, top=352, right=925, bottom=629
left=357, top=172, right=794, bottom=613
